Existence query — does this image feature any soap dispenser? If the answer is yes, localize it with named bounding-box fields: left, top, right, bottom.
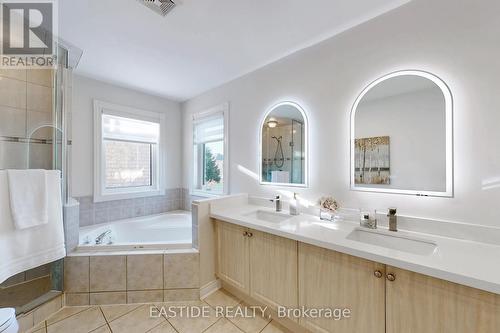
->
left=289, top=193, right=300, bottom=216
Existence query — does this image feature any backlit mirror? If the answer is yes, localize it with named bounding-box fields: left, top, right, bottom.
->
left=260, top=102, right=308, bottom=187
left=351, top=70, right=453, bottom=197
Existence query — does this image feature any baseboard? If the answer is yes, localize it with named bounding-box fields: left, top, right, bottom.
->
left=199, top=279, right=221, bottom=299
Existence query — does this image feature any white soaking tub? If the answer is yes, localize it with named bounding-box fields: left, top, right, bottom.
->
left=76, top=211, right=192, bottom=252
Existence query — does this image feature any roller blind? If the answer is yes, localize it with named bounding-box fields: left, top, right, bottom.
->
left=193, top=113, right=224, bottom=144
left=102, top=113, right=160, bottom=144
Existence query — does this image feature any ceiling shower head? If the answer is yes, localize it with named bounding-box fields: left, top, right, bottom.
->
left=138, top=0, right=176, bottom=17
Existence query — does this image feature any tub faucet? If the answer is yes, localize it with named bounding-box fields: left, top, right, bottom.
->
left=388, top=208, right=397, bottom=232
left=270, top=195, right=282, bottom=212
left=95, top=230, right=111, bottom=245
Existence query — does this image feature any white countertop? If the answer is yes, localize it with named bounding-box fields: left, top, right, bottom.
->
left=211, top=203, right=500, bottom=295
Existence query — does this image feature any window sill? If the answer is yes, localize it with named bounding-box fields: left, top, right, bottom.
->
left=190, top=190, right=224, bottom=199
left=93, top=189, right=165, bottom=203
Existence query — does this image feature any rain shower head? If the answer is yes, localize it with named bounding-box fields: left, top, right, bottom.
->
left=138, top=0, right=176, bottom=17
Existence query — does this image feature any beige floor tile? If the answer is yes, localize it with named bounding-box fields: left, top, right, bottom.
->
left=26, top=321, right=46, bottom=333
left=17, top=312, right=34, bottom=332
left=146, top=321, right=177, bottom=333
left=260, top=321, right=289, bottom=333
left=33, top=296, right=62, bottom=326
left=159, top=301, right=218, bottom=333
left=45, top=306, right=90, bottom=326
left=46, top=307, right=106, bottom=333
left=100, top=304, right=141, bottom=322
left=204, top=318, right=244, bottom=333
left=226, top=303, right=271, bottom=333
left=204, top=289, right=240, bottom=308
left=109, top=304, right=166, bottom=333
left=89, top=324, right=111, bottom=333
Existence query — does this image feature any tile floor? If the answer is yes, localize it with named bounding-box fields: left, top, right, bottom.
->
left=25, top=289, right=289, bottom=333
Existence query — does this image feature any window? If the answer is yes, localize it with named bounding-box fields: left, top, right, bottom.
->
left=192, top=103, right=229, bottom=196
left=94, top=101, right=164, bottom=202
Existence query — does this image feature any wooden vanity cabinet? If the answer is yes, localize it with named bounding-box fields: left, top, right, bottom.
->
left=216, top=221, right=250, bottom=292
left=249, top=230, right=298, bottom=312
left=215, top=220, right=298, bottom=311
left=298, top=242, right=386, bottom=333
left=215, top=219, right=500, bottom=333
left=385, top=266, right=500, bottom=333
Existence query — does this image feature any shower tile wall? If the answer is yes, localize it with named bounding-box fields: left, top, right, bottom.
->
left=0, top=68, right=55, bottom=170
left=77, top=188, right=184, bottom=227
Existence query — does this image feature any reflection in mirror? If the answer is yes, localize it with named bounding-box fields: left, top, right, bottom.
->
left=260, top=102, right=307, bottom=186
left=351, top=71, right=453, bottom=197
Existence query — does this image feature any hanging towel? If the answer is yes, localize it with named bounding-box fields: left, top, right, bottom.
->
left=0, top=170, right=66, bottom=283
left=7, top=169, right=48, bottom=229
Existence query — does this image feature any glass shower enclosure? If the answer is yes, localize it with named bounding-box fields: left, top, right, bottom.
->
left=0, top=43, right=80, bottom=314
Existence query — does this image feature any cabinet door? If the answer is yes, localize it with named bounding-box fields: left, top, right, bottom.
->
left=249, top=230, right=298, bottom=312
left=386, top=266, right=500, bottom=333
left=216, top=221, right=250, bottom=293
left=298, top=242, right=385, bottom=333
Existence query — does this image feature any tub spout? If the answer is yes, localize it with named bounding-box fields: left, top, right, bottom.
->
left=95, top=230, right=111, bottom=245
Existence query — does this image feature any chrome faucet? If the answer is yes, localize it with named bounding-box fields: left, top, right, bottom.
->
left=270, top=195, right=282, bottom=212
left=388, top=208, right=397, bottom=232
left=95, top=230, right=111, bottom=245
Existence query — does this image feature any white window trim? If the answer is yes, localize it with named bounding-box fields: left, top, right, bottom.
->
left=191, top=102, right=229, bottom=198
left=93, top=100, right=166, bottom=202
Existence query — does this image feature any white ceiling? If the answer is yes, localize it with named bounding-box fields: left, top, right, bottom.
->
left=59, top=0, right=410, bottom=101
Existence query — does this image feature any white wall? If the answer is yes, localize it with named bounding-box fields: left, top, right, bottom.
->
left=182, top=0, right=500, bottom=226
left=71, top=75, right=181, bottom=197
left=356, top=88, right=446, bottom=191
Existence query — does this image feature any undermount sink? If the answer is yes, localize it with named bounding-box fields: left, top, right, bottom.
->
left=243, top=210, right=291, bottom=223
left=347, top=228, right=437, bottom=256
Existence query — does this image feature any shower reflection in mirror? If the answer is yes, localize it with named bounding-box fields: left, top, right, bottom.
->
left=260, top=102, right=308, bottom=187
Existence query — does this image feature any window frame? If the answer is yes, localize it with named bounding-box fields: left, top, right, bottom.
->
left=191, top=103, right=229, bottom=198
left=93, top=100, right=165, bottom=202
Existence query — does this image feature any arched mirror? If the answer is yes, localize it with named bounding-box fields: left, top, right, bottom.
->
left=260, top=102, right=308, bottom=187
left=351, top=70, right=453, bottom=197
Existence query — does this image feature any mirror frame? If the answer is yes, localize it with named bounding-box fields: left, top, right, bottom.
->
left=259, top=101, right=309, bottom=188
left=350, top=70, right=454, bottom=197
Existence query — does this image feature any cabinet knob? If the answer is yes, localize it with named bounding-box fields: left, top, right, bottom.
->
left=374, top=270, right=383, bottom=278
left=386, top=273, right=396, bottom=282
left=247, top=232, right=253, bottom=238
left=243, top=231, right=248, bottom=236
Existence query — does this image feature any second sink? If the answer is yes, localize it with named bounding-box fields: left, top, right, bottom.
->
left=347, top=228, right=437, bottom=256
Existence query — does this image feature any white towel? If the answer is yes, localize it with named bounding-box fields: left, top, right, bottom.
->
left=0, top=170, right=66, bottom=283
left=7, top=169, right=49, bottom=229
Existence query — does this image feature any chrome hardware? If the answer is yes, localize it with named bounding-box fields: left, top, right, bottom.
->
left=374, top=270, right=383, bottom=278
left=360, top=213, right=377, bottom=229
left=386, top=273, right=396, bottom=282
left=270, top=195, right=282, bottom=212
left=95, top=230, right=111, bottom=245
left=388, top=207, right=397, bottom=232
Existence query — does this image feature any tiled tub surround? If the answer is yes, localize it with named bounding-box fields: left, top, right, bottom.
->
left=77, top=189, right=183, bottom=227
left=63, top=251, right=200, bottom=306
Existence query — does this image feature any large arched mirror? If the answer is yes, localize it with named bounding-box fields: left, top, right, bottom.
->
left=260, top=102, right=308, bottom=187
left=351, top=70, right=453, bottom=197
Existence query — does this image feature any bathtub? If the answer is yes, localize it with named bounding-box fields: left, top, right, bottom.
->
left=76, top=211, right=192, bottom=252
